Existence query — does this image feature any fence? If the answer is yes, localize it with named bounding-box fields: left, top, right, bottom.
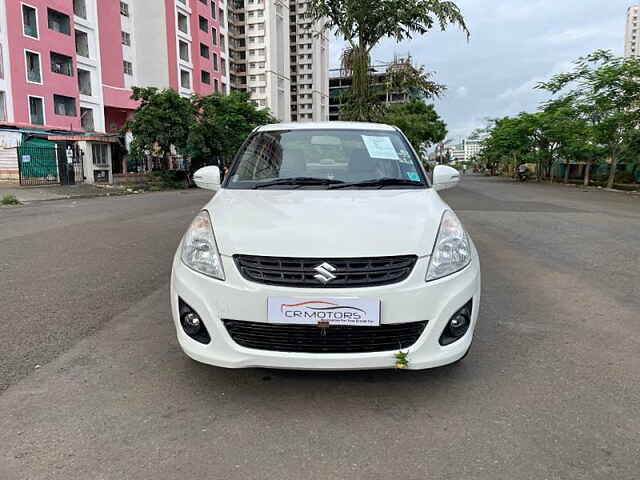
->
left=17, top=143, right=84, bottom=186
left=17, top=145, right=59, bottom=186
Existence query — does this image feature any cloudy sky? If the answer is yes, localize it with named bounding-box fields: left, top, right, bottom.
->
left=329, top=0, right=628, bottom=142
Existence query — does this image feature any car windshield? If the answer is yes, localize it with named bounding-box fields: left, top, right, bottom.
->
left=225, top=129, right=428, bottom=189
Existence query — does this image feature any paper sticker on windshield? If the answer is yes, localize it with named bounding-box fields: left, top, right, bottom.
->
left=398, top=150, right=413, bottom=165
left=362, top=135, right=400, bottom=160
left=407, top=172, right=420, bottom=181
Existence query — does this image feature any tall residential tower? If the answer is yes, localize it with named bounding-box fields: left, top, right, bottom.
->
left=227, top=0, right=328, bottom=122
left=625, top=4, right=640, bottom=58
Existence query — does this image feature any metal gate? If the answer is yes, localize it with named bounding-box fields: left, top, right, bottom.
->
left=56, top=142, right=84, bottom=185
left=17, top=144, right=59, bottom=186
left=17, top=143, right=84, bottom=186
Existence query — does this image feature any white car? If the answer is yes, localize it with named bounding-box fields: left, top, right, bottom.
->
left=171, top=122, right=481, bottom=370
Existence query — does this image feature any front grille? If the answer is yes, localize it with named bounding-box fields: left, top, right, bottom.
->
left=233, top=255, right=418, bottom=288
left=222, top=320, right=428, bottom=353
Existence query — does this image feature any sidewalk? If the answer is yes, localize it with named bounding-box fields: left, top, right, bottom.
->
left=0, top=183, right=118, bottom=203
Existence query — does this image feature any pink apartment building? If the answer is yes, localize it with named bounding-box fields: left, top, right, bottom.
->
left=0, top=0, right=228, bottom=181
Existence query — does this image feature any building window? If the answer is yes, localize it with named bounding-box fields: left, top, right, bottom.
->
left=92, top=143, right=109, bottom=166
left=47, top=9, right=71, bottom=35
left=0, top=92, right=6, bottom=122
left=180, top=69, right=191, bottom=89
left=29, top=96, right=44, bottom=125
left=25, top=50, right=42, bottom=83
left=80, top=107, right=94, bottom=131
left=120, top=2, right=129, bottom=17
left=22, top=4, right=39, bottom=39
left=213, top=53, right=218, bottom=71
left=212, top=27, right=218, bottom=45
left=219, top=8, right=224, bottom=23
left=201, top=70, right=211, bottom=84
left=51, top=52, right=73, bottom=76
left=78, top=69, right=92, bottom=95
left=177, top=13, right=189, bottom=34
left=123, top=60, right=133, bottom=76
left=54, top=94, right=77, bottom=116
left=210, top=3, right=216, bottom=19
left=199, top=16, right=208, bottom=32
left=75, top=30, right=90, bottom=58
left=200, top=43, right=209, bottom=58
left=121, top=31, right=131, bottom=46
left=214, top=79, right=219, bottom=93
left=73, top=0, right=87, bottom=19
left=179, top=40, right=189, bottom=62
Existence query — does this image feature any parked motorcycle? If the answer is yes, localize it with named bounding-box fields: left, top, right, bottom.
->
left=517, top=164, right=529, bottom=182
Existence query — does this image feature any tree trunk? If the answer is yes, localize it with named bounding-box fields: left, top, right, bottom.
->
left=606, top=153, right=618, bottom=189
left=537, top=159, right=542, bottom=182
left=583, top=161, right=591, bottom=186
left=563, top=159, right=570, bottom=184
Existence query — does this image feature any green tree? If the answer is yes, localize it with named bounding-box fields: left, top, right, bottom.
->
left=188, top=92, right=274, bottom=169
left=125, top=87, right=194, bottom=167
left=538, top=97, right=601, bottom=184
left=537, top=50, right=640, bottom=189
left=480, top=115, right=533, bottom=175
left=310, top=0, right=469, bottom=121
left=382, top=100, right=447, bottom=153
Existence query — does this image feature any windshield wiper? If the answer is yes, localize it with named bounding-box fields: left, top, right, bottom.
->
left=252, top=177, right=345, bottom=189
left=328, top=178, right=425, bottom=189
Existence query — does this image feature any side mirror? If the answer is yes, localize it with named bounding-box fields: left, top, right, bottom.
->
left=193, top=166, right=221, bottom=191
left=432, top=165, right=460, bottom=191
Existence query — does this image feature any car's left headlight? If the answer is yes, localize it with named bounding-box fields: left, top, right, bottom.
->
left=426, top=210, right=471, bottom=282
left=181, top=210, right=225, bottom=280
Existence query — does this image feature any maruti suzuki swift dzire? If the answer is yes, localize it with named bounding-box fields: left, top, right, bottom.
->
left=171, top=122, right=481, bottom=370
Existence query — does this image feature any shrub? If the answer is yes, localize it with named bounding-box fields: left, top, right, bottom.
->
left=148, top=170, right=189, bottom=189
left=1, top=194, right=20, bottom=205
left=614, top=171, right=636, bottom=185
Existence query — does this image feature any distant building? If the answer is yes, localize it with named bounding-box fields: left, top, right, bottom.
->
left=328, top=58, right=417, bottom=121
left=435, top=138, right=482, bottom=164
left=463, top=139, right=482, bottom=161
left=625, top=4, right=640, bottom=58
left=450, top=145, right=465, bottom=163
left=228, top=0, right=329, bottom=122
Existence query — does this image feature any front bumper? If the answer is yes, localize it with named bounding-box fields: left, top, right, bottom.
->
left=170, top=244, right=481, bottom=370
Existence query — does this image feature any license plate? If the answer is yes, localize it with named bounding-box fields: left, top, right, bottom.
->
left=267, top=297, right=381, bottom=327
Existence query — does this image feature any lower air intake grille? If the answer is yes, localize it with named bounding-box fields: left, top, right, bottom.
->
left=222, top=320, right=428, bottom=353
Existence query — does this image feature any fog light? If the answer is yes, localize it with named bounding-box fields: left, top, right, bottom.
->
left=439, top=300, right=473, bottom=346
left=448, top=312, right=469, bottom=338
left=178, top=298, right=211, bottom=344
left=181, top=312, right=202, bottom=336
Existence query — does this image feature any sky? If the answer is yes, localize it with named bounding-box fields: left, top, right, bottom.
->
left=329, top=0, right=628, bottom=143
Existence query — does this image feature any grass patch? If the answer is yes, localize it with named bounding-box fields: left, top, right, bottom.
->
left=1, top=194, right=20, bottom=205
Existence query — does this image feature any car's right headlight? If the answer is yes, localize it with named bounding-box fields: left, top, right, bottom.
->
left=426, top=210, right=471, bottom=282
left=181, top=210, right=225, bottom=280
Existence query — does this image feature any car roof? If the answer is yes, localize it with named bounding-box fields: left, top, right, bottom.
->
left=256, top=121, right=397, bottom=132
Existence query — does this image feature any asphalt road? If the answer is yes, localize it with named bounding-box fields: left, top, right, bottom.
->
left=1, top=178, right=638, bottom=479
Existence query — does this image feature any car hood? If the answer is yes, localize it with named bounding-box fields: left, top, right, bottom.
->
left=206, top=189, right=449, bottom=258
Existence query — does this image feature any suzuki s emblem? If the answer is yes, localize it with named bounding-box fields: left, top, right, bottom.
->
left=313, top=262, right=337, bottom=284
